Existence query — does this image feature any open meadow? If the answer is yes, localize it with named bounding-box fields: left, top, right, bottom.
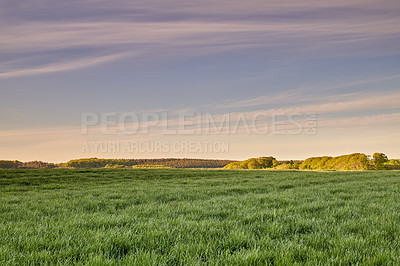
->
left=1, top=169, right=400, bottom=265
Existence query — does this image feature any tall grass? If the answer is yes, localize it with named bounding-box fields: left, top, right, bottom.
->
left=1, top=169, right=399, bottom=264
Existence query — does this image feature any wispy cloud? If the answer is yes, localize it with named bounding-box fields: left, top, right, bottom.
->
left=1, top=19, right=399, bottom=53
left=1, top=0, right=399, bottom=161
left=0, top=53, right=128, bottom=78
left=0, top=0, right=399, bottom=77
left=216, top=75, right=400, bottom=109
left=241, top=92, right=400, bottom=117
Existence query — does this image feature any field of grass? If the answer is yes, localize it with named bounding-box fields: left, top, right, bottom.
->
left=1, top=169, right=400, bottom=265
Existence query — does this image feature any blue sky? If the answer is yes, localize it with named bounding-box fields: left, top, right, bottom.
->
left=1, top=0, right=400, bottom=162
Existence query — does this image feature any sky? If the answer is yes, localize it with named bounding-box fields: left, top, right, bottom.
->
left=1, top=0, right=400, bottom=162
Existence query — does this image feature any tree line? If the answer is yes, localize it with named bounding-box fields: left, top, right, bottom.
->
left=224, top=153, right=394, bottom=170
left=0, top=153, right=397, bottom=170
left=60, top=158, right=235, bottom=169
left=0, top=160, right=57, bottom=169
left=224, top=157, right=302, bottom=170
left=300, top=153, right=369, bottom=170
left=1, top=158, right=234, bottom=169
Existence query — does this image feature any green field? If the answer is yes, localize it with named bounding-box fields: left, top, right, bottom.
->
left=1, top=169, right=400, bottom=265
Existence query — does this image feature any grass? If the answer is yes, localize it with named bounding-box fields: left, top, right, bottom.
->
left=0, top=169, right=400, bottom=265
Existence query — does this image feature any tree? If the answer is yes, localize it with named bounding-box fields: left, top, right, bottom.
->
left=372, top=153, right=388, bottom=170
left=300, top=153, right=369, bottom=170
left=247, top=159, right=261, bottom=169
left=257, top=157, right=276, bottom=168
